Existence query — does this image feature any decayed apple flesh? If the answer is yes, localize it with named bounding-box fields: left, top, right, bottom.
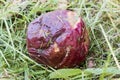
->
left=27, top=10, right=89, bottom=68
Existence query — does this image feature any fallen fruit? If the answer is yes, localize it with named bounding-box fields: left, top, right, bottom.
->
left=27, top=10, right=89, bottom=68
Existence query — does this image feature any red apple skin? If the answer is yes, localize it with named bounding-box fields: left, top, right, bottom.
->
left=27, top=10, right=89, bottom=68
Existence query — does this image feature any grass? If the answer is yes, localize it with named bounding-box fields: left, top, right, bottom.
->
left=0, top=0, right=120, bottom=80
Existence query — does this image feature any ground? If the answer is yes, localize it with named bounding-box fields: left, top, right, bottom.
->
left=0, top=0, right=120, bottom=80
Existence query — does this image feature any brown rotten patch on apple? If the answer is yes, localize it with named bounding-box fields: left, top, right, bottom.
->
left=27, top=10, right=89, bottom=68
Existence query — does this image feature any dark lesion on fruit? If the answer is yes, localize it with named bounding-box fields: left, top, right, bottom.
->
left=29, top=50, right=52, bottom=66
left=52, top=28, right=66, bottom=42
left=38, top=37, right=49, bottom=49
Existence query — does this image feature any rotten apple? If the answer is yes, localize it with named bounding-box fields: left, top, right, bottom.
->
left=27, top=10, right=89, bottom=68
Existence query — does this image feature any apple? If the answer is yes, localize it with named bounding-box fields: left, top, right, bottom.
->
left=27, top=10, right=89, bottom=68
